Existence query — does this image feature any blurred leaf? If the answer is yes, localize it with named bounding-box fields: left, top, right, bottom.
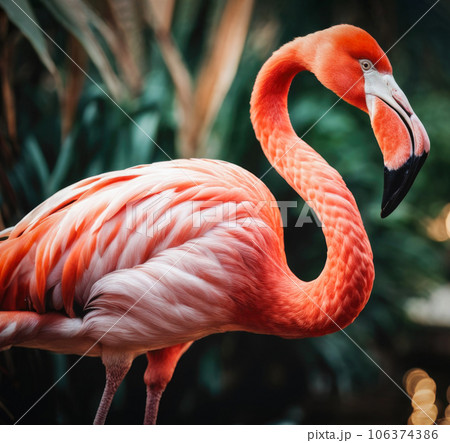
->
left=61, top=34, right=87, bottom=139
left=23, top=136, right=49, bottom=189
left=0, top=0, right=57, bottom=76
left=146, top=0, right=193, bottom=145
left=0, top=26, right=18, bottom=153
left=103, top=0, right=143, bottom=95
left=144, top=0, right=175, bottom=35
left=46, top=131, right=76, bottom=196
left=183, top=0, right=254, bottom=157
left=41, top=0, right=123, bottom=100
left=148, top=0, right=254, bottom=158
left=129, top=112, right=159, bottom=165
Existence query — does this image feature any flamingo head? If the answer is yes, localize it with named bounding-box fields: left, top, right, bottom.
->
left=310, top=24, right=430, bottom=217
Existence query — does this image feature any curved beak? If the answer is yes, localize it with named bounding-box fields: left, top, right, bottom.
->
left=365, top=72, right=430, bottom=218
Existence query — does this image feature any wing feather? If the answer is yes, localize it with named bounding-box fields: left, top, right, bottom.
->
left=0, top=159, right=282, bottom=318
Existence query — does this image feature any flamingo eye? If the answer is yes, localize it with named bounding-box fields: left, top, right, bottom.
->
left=360, top=59, right=374, bottom=72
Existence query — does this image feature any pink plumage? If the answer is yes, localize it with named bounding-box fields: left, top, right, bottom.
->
left=0, top=24, right=428, bottom=424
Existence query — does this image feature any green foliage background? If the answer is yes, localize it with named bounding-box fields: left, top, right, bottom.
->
left=0, top=0, right=449, bottom=424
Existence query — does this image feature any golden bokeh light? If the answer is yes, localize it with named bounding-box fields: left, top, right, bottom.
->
left=404, top=368, right=428, bottom=396
left=425, top=203, right=450, bottom=242
left=412, top=389, right=436, bottom=408
left=404, top=369, right=450, bottom=425
left=411, top=409, right=437, bottom=425
left=416, top=377, right=437, bottom=393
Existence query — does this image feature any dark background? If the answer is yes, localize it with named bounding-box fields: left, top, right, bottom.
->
left=0, top=0, right=449, bottom=424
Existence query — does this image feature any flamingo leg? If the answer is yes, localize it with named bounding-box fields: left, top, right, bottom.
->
left=143, top=342, right=192, bottom=425
left=94, top=352, right=133, bottom=425
left=144, top=385, right=164, bottom=425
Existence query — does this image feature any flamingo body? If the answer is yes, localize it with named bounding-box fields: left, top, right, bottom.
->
left=0, top=24, right=429, bottom=423
left=1, top=159, right=286, bottom=353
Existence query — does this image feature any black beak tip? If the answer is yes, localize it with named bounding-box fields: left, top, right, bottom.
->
left=381, top=197, right=401, bottom=218
left=381, top=153, right=427, bottom=218
left=380, top=206, right=392, bottom=219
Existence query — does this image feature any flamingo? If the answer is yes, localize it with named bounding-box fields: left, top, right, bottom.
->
left=0, top=24, right=429, bottom=424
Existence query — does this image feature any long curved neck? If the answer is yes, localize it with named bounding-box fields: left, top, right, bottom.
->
left=250, top=37, right=374, bottom=337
